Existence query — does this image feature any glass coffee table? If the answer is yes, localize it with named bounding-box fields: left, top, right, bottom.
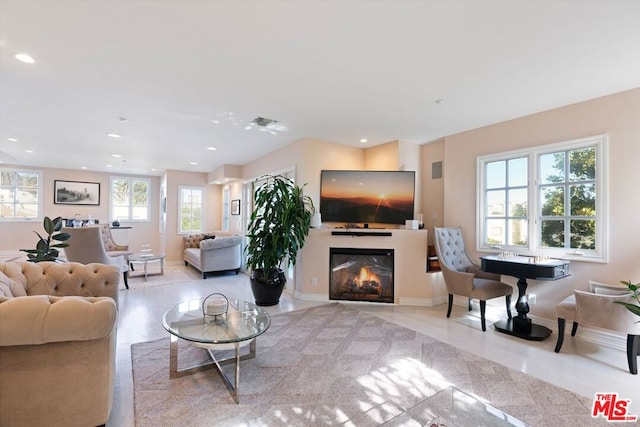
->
left=161, top=296, right=271, bottom=403
left=128, top=253, right=165, bottom=281
left=382, top=386, right=528, bottom=426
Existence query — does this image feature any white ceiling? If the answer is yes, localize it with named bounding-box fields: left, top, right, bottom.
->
left=1, top=0, right=639, bottom=177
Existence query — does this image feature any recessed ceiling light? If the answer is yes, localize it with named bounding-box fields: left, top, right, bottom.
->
left=360, top=138, right=368, bottom=143
left=118, top=117, right=127, bottom=122
left=7, top=138, right=18, bottom=142
left=15, top=53, right=35, bottom=64
left=190, top=162, right=198, bottom=166
left=111, top=154, right=122, bottom=158
left=107, top=133, right=122, bottom=138
left=434, top=98, right=445, bottom=105
left=151, top=168, right=157, bottom=171
left=81, top=166, right=87, bottom=170
left=207, top=146, right=217, bottom=151
left=25, top=149, right=34, bottom=153
left=106, top=164, right=113, bottom=168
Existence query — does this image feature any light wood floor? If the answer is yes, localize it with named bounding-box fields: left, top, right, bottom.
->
left=107, top=266, right=639, bottom=426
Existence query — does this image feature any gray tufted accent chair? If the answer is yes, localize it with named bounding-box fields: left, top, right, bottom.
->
left=434, top=227, right=513, bottom=331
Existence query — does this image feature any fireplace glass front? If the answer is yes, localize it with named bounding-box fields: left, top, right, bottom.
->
left=329, top=247, right=394, bottom=303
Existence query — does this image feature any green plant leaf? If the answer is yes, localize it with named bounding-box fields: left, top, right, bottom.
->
left=614, top=301, right=640, bottom=317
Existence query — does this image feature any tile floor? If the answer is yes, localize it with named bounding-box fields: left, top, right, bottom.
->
left=108, top=266, right=639, bottom=426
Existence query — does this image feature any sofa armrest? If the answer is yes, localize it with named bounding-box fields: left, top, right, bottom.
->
left=0, top=295, right=117, bottom=346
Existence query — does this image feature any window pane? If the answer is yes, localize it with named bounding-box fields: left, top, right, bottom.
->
left=570, top=184, right=595, bottom=216
left=508, top=157, right=527, bottom=186
left=486, top=219, right=505, bottom=245
left=540, top=152, right=565, bottom=184
left=570, top=219, right=595, bottom=249
left=181, top=217, right=192, bottom=230
left=132, top=193, right=148, bottom=206
left=112, top=192, right=129, bottom=205
left=1, top=203, right=15, bottom=216
left=133, top=180, right=148, bottom=193
left=113, top=206, right=129, bottom=219
left=16, top=203, right=37, bottom=217
left=0, top=188, right=14, bottom=202
left=192, top=218, right=201, bottom=230
left=486, top=161, right=505, bottom=189
left=569, top=147, right=595, bottom=181
left=508, top=189, right=527, bottom=217
left=508, top=219, right=528, bottom=246
left=541, top=220, right=565, bottom=247
left=540, top=186, right=564, bottom=216
left=16, top=188, right=37, bottom=203
left=486, top=190, right=505, bottom=216
left=132, top=207, right=148, bottom=220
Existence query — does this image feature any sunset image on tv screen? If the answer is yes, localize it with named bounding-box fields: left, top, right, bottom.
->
left=320, top=170, right=415, bottom=225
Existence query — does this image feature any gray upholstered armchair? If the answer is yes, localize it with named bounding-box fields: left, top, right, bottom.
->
left=63, top=226, right=130, bottom=289
left=434, top=227, right=513, bottom=331
left=555, top=280, right=639, bottom=374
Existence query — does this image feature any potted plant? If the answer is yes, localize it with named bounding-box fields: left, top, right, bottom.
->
left=20, top=216, right=71, bottom=262
left=615, top=280, right=640, bottom=323
left=245, top=175, right=315, bottom=306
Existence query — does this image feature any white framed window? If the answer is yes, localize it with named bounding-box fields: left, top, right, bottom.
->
left=110, top=176, right=151, bottom=222
left=179, top=186, right=204, bottom=234
left=0, top=168, right=42, bottom=221
left=477, top=134, right=608, bottom=262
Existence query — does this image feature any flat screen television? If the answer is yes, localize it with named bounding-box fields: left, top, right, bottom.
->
left=320, top=170, right=415, bottom=226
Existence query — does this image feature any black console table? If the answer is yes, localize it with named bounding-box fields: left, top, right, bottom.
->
left=481, top=255, right=570, bottom=341
left=331, top=231, right=392, bottom=237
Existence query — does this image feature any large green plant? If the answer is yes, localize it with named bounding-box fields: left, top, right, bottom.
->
left=20, top=216, right=71, bottom=262
left=245, top=175, right=315, bottom=275
left=615, top=280, right=640, bottom=323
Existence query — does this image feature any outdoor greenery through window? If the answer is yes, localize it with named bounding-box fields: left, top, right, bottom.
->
left=477, top=135, right=607, bottom=261
left=110, top=177, right=150, bottom=221
left=179, top=186, right=204, bottom=234
left=0, top=168, right=41, bottom=220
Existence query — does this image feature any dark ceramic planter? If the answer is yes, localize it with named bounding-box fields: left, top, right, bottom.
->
left=250, top=269, right=286, bottom=306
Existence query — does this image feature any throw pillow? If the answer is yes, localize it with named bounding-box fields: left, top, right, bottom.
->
left=203, top=234, right=216, bottom=240
left=0, top=271, right=25, bottom=298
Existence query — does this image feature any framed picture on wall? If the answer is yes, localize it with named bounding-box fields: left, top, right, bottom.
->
left=54, top=180, right=100, bottom=205
left=231, top=199, right=241, bottom=215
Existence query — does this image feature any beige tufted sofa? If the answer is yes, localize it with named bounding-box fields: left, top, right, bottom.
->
left=183, top=232, right=243, bottom=278
left=0, top=261, right=119, bottom=427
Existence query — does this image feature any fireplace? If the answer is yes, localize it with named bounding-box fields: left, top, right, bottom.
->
left=329, top=247, right=394, bottom=303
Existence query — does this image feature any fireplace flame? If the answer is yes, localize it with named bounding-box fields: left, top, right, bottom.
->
left=356, top=267, right=380, bottom=287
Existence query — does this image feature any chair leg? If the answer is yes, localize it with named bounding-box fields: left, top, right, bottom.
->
left=446, top=294, right=453, bottom=318
left=571, top=322, right=579, bottom=336
left=505, top=294, right=512, bottom=319
left=554, top=318, right=565, bottom=353
left=123, top=271, right=129, bottom=290
left=480, top=300, right=487, bottom=331
left=627, top=334, right=639, bottom=375
left=468, top=297, right=472, bottom=311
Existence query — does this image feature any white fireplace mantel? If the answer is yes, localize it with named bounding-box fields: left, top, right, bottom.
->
left=296, top=227, right=446, bottom=306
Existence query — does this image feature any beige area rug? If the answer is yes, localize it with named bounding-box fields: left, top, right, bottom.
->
left=131, top=304, right=609, bottom=427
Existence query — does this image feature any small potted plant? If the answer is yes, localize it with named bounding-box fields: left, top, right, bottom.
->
left=245, top=175, right=315, bottom=306
left=615, top=280, right=640, bottom=323
left=20, top=216, right=71, bottom=262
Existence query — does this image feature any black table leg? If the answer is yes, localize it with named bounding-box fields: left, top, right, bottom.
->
left=494, top=277, right=551, bottom=341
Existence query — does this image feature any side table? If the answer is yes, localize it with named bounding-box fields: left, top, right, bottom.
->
left=128, top=253, right=165, bottom=281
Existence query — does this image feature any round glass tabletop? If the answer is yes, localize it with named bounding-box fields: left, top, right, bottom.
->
left=162, top=298, right=271, bottom=344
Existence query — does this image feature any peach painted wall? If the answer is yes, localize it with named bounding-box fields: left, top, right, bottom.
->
left=364, top=140, right=399, bottom=170
left=0, top=166, right=161, bottom=255
left=421, top=139, right=445, bottom=246
left=442, top=88, right=640, bottom=320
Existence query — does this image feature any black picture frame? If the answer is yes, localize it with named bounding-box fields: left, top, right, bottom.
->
left=54, top=180, right=100, bottom=205
left=231, top=199, right=240, bottom=215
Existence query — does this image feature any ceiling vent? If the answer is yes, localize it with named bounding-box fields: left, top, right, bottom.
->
left=251, top=117, right=277, bottom=127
